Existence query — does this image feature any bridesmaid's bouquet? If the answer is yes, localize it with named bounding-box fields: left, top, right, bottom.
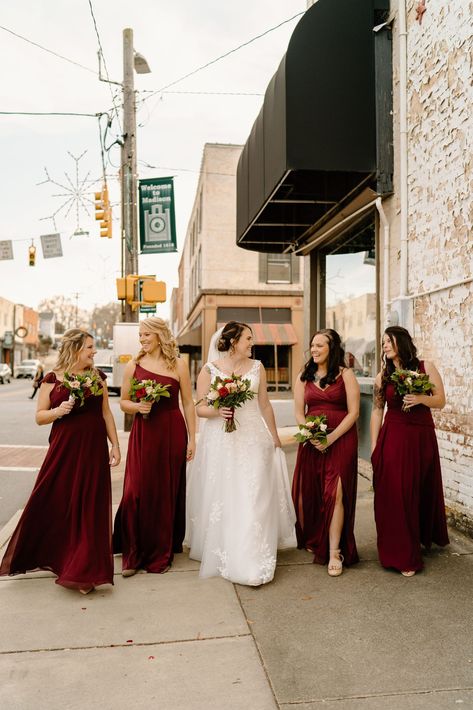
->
left=294, top=414, right=329, bottom=449
left=63, top=370, right=104, bottom=406
left=390, top=369, right=434, bottom=412
left=130, top=378, right=171, bottom=419
left=204, top=373, right=255, bottom=433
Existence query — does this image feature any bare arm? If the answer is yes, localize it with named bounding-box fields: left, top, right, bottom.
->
left=402, top=360, right=446, bottom=410
left=119, top=360, right=152, bottom=416
left=294, top=374, right=307, bottom=426
left=35, top=381, right=74, bottom=425
left=195, top=366, right=228, bottom=420
left=370, top=372, right=385, bottom=453
left=176, top=359, right=197, bottom=460
left=257, top=364, right=281, bottom=448
left=313, top=369, right=360, bottom=452
left=101, top=380, right=121, bottom=467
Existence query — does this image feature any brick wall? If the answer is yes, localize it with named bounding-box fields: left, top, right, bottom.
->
left=385, top=0, right=473, bottom=531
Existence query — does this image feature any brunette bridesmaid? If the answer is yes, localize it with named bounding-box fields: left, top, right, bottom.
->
left=113, top=317, right=196, bottom=576
left=0, top=329, right=120, bottom=594
left=292, top=329, right=360, bottom=576
left=370, top=326, right=449, bottom=576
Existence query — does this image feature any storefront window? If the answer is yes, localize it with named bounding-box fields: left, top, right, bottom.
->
left=322, top=221, right=377, bottom=377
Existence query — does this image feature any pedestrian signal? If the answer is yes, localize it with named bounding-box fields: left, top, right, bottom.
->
left=28, top=245, right=36, bottom=267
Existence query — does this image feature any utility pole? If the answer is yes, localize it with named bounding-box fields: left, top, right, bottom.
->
left=122, top=28, right=139, bottom=323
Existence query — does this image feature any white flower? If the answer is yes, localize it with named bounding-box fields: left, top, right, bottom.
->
left=300, top=427, right=311, bottom=437
left=70, top=380, right=81, bottom=389
left=406, top=377, right=412, bottom=386
left=240, top=383, right=247, bottom=391
left=226, top=382, right=238, bottom=393
left=84, top=377, right=92, bottom=388
left=145, top=386, right=155, bottom=395
left=319, top=423, right=328, bottom=432
left=207, top=389, right=219, bottom=401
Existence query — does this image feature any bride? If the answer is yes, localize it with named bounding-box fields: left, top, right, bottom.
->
left=185, top=321, right=296, bottom=586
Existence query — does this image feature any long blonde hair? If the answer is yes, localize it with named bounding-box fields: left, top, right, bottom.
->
left=55, top=329, right=94, bottom=373
left=136, top=317, right=178, bottom=370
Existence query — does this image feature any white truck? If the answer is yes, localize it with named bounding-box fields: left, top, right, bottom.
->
left=110, top=322, right=140, bottom=395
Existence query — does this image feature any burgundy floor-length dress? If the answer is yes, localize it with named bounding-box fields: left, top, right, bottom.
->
left=0, top=371, right=113, bottom=589
left=292, top=375, right=359, bottom=566
left=113, top=365, right=187, bottom=573
left=372, top=362, right=449, bottom=572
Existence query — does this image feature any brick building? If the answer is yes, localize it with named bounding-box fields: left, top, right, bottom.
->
left=171, top=143, right=304, bottom=390
left=236, top=0, right=472, bottom=531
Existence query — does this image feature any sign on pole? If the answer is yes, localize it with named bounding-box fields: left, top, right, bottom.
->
left=40, top=233, right=63, bottom=259
left=0, top=241, right=14, bottom=260
left=138, top=177, right=177, bottom=254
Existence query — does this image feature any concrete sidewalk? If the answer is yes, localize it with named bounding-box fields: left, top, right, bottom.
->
left=0, top=431, right=472, bottom=710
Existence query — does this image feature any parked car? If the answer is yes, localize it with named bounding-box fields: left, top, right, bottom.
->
left=95, top=363, right=119, bottom=395
left=0, top=363, right=12, bottom=384
left=15, top=359, right=41, bottom=379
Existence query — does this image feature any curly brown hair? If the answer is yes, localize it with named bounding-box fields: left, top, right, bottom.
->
left=54, top=329, right=95, bottom=374
left=217, top=321, right=252, bottom=352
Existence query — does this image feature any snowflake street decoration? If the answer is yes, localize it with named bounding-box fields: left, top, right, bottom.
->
left=38, top=150, right=96, bottom=238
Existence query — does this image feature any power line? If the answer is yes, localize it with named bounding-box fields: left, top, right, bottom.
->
left=140, top=11, right=305, bottom=104
left=141, top=89, right=264, bottom=97
left=138, top=160, right=236, bottom=178
left=87, top=0, right=122, bottom=134
left=0, top=24, right=97, bottom=74
left=0, top=111, right=102, bottom=117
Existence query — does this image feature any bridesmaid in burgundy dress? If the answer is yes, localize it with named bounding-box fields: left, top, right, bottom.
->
left=371, top=326, right=449, bottom=576
left=292, top=329, right=360, bottom=576
left=113, top=317, right=196, bottom=576
left=0, top=329, right=120, bottom=594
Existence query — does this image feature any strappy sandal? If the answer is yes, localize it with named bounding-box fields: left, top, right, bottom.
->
left=328, top=549, right=344, bottom=577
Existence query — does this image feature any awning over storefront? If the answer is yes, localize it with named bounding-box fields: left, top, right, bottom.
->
left=177, top=314, right=202, bottom=348
left=237, top=0, right=392, bottom=253
left=217, top=322, right=298, bottom=346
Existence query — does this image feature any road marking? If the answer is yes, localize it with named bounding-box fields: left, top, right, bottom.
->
left=0, top=509, right=23, bottom=551
left=0, top=467, right=39, bottom=472
left=0, top=445, right=48, bottom=450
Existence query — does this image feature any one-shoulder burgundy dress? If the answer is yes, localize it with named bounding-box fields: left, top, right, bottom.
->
left=113, top=365, right=187, bottom=573
left=292, top=375, right=359, bottom=566
left=0, top=371, right=113, bottom=589
left=372, top=362, right=449, bottom=571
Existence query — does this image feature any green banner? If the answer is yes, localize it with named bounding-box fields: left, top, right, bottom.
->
left=139, top=177, right=177, bottom=254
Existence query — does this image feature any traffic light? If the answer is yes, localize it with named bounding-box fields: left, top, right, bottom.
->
left=28, top=245, right=36, bottom=267
left=141, top=279, right=166, bottom=303
left=95, top=184, right=112, bottom=238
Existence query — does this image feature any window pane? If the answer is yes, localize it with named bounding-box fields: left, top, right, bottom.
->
left=261, top=308, right=291, bottom=323
left=267, top=253, right=291, bottom=283
left=324, top=224, right=377, bottom=377
left=217, top=307, right=260, bottom=323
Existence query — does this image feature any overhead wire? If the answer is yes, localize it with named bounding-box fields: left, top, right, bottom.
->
left=0, top=24, right=97, bottom=74
left=0, top=111, right=102, bottom=117
left=87, top=0, right=122, bottom=134
left=139, top=10, right=305, bottom=105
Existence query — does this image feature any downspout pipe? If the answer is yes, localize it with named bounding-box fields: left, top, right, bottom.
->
left=399, top=0, right=409, bottom=298
left=376, top=197, right=390, bottom=324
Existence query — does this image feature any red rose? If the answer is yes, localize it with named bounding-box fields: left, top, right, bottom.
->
left=84, top=388, right=92, bottom=398
left=218, top=386, right=229, bottom=398
left=135, top=388, right=147, bottom=400
left=223, top=378, right=233, bottom=384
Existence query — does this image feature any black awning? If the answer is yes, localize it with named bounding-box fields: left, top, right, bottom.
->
left=237, top=0, right=391, bottom=253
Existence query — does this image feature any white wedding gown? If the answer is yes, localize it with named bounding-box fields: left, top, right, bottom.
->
left=185, top=360, right=296, bottom=585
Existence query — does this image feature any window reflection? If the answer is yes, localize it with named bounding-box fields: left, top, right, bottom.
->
left=324, top=224, right=377, bottom=377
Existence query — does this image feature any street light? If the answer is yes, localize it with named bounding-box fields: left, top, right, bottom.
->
left=134, top=51, right=151, bottom=74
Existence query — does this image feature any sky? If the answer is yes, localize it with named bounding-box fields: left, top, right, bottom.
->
left=0, top=0, right=307, bottom=319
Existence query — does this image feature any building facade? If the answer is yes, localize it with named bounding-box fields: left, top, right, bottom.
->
left=172, top=143, right=304, bottom=389
left=0, top=297, right=39, bottom=367
left=236, top=1, right=472, bottom=531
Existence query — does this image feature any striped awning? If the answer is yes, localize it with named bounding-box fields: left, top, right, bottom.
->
left=218, top=322, right=297, bottom=346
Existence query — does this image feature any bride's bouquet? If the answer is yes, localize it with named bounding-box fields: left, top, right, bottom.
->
left=63, top=370, right=104, bottom=407
left=390, top=368, right=434, bottom=412
left=130, top=378, right=171, bottom=419
left=294, top=414, right=329, bottom=449
left=204, top=373, right=255, bottom=433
